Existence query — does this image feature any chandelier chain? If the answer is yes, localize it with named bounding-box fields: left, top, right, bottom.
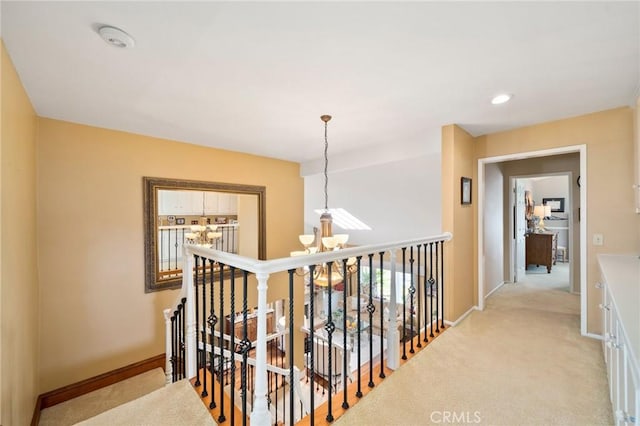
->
left=324, top=119, right=329, bottom=211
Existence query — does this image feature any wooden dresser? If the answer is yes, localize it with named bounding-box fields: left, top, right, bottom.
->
left=525, top=232, right=557, bottom=273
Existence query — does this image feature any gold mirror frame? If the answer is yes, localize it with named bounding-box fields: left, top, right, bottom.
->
left=143, top=177, right=266, bottom=292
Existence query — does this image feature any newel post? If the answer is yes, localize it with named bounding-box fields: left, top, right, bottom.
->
left=387, top=250, right=400, bottom=369
left=163, top=308, right=173, bottom=384
left=250, top=272, right=271, bottom=426
left=184, top=249, right=197, bottom=379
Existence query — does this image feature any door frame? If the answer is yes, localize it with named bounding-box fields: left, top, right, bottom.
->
left=477, top=145, right=587, bottom=336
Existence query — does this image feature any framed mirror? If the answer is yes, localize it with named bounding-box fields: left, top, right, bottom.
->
left=143, top=177, right=266, bottom=292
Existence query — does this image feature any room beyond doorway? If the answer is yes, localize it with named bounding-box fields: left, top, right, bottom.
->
left=513, top=173, right=573, bottom=293
left=477, top=145, right=587, bottom=336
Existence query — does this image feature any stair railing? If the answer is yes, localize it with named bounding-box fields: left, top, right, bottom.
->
left=165, top=232, right=451, bottom=425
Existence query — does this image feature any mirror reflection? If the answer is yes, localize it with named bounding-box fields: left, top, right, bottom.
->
left=144, top=177, right=266, bottom=292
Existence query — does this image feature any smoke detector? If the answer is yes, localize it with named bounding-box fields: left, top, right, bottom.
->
left=98, top=25, right=135, bottom=49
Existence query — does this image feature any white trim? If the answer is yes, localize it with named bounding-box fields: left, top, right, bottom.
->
left=477, top=144, right=588, bottom=336
left=584, top=332, right=603, bottom=341
left=484, top=281, right=506, bottom=300
left=444, top=306, right=478, bottom=327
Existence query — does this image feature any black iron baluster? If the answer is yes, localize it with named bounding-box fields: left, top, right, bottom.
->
left=423, top=243, right=429, bottom=343
left=208, top=259, right=217, bottom=409
left=367, top=253, right=375, bottom=388
left=288, top=269, right=295, bottom=426
left=401, top=247, right=407, bottom=360
left=218, top=263, right=226, bottom=423
left=241, top=270, right=250, bottom=426
left=171, top=312, right=177, bottom=382
left=341, top=258, right=349, bottom=410
left=409, top=247, right=416, bottom=354
left=355, top=256, right=363, bottom=398
left=201, top=256, right=208, bottom=397
left=180, top=298, right=187, bottom=380
left=309, top=264, right=316, bottom=426
left=440, top=240, right=446, bottom=330
left=160, top=229, right=165, bottom=272
left=231, top=226, right=236, bottom=253
left=429, top=242, right=435, bottom=338
left=174, top=228, right=179, bottom=271
left=416, top=245, right=422, bottom=348
left=435, top=241, right=440, bottom=333
left=378, top=252, right=386, bottom=379
left=229, top=266, right=236, bottom=425
left=325, top=261, right=335, bottom=422
left=194, top=256, right=201, bottom=387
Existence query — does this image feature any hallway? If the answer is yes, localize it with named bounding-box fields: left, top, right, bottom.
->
left=335, top=275, right=611, bottom=425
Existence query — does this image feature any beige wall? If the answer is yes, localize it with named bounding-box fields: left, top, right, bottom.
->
left=37, top=118, right=304, bottom=392
left=458, top=107, right=638, bottom=335
left=441, top=125, right=476, bottom=321
left=1, top=42, right=39, bottom=425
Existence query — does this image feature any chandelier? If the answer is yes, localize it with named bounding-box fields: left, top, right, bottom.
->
left=292, top=115, right=355, bottom=285
left=185, top=192, right=222, bottom=246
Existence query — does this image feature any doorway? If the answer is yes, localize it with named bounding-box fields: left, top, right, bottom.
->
left=477, top=145, right=588, bottom=336
left=511, top=174, right=573, bottom=292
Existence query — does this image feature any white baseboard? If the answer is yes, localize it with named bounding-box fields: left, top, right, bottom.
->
left=484, top=281, right=506, bottom=300
left=444, top=306, right=478, bottom=327
left=583, top=332, right=603, bottom=340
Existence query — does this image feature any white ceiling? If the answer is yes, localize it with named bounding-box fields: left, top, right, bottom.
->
left=2, top=1, right=638, bottom=171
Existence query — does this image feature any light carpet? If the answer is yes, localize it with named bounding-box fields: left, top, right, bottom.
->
left=76, top=379, right=216, bottom=426
left=335, top=279, right=612, bottom=426
left=39, top=368, right=166, bottom=425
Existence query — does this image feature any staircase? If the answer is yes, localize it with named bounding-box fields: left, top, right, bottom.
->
left=38, top=368, right=214, bottom=425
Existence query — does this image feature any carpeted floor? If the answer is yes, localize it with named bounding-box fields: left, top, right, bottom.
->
left=334, top=276, right=612, bottom=426
left=39, top=368, right=167, bottom=425
left=76, top=379, right=216, bottom=426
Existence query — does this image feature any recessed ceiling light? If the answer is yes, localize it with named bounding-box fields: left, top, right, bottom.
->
left=98, top=25, right=135, bottom=49
left=491, top=93, right=512, bottom=105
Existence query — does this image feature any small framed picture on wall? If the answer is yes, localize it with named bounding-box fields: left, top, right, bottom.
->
left=461, top=177, right=472, bottom=205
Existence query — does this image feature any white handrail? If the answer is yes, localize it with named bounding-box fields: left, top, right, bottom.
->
left=184, top=232, right=452, bottom=275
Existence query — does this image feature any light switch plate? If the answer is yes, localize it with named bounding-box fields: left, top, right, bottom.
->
left=593, top=234, right=604, bottom=246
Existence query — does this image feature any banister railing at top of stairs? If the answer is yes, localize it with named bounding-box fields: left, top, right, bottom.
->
left=164, top=231, right=452, bottom=426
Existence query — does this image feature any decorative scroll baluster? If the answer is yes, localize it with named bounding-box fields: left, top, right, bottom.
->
left=325, top=261, right=335, bottom=422
left=341, top=258, right=349, bottom=410
left=378, top=252, right=386, bottom=379
left=429, top=242, right=435, bottom=338
left=409, top=247, right=415, bottom=354
left=440, top=240, right=446, bottom=330
left=229, top=266, right=236, bottom=425
left=208, top=259, right=217, bottom=409
left=422, top=244, right=428, bottom=343
left=367, top=253, right=375, bottom=388
left=194, top=256, right=201, bottom=387
left=241, top=270, right=250, bottom=426
left=416, top=245, right=422, bottom=348
left=435, top=241, right=440, bottom=333
left=355, top=256, right=363, bottom=398
left=401, top=247, right=407, bottom=360
left=218, top=263, right=226, bottom=423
